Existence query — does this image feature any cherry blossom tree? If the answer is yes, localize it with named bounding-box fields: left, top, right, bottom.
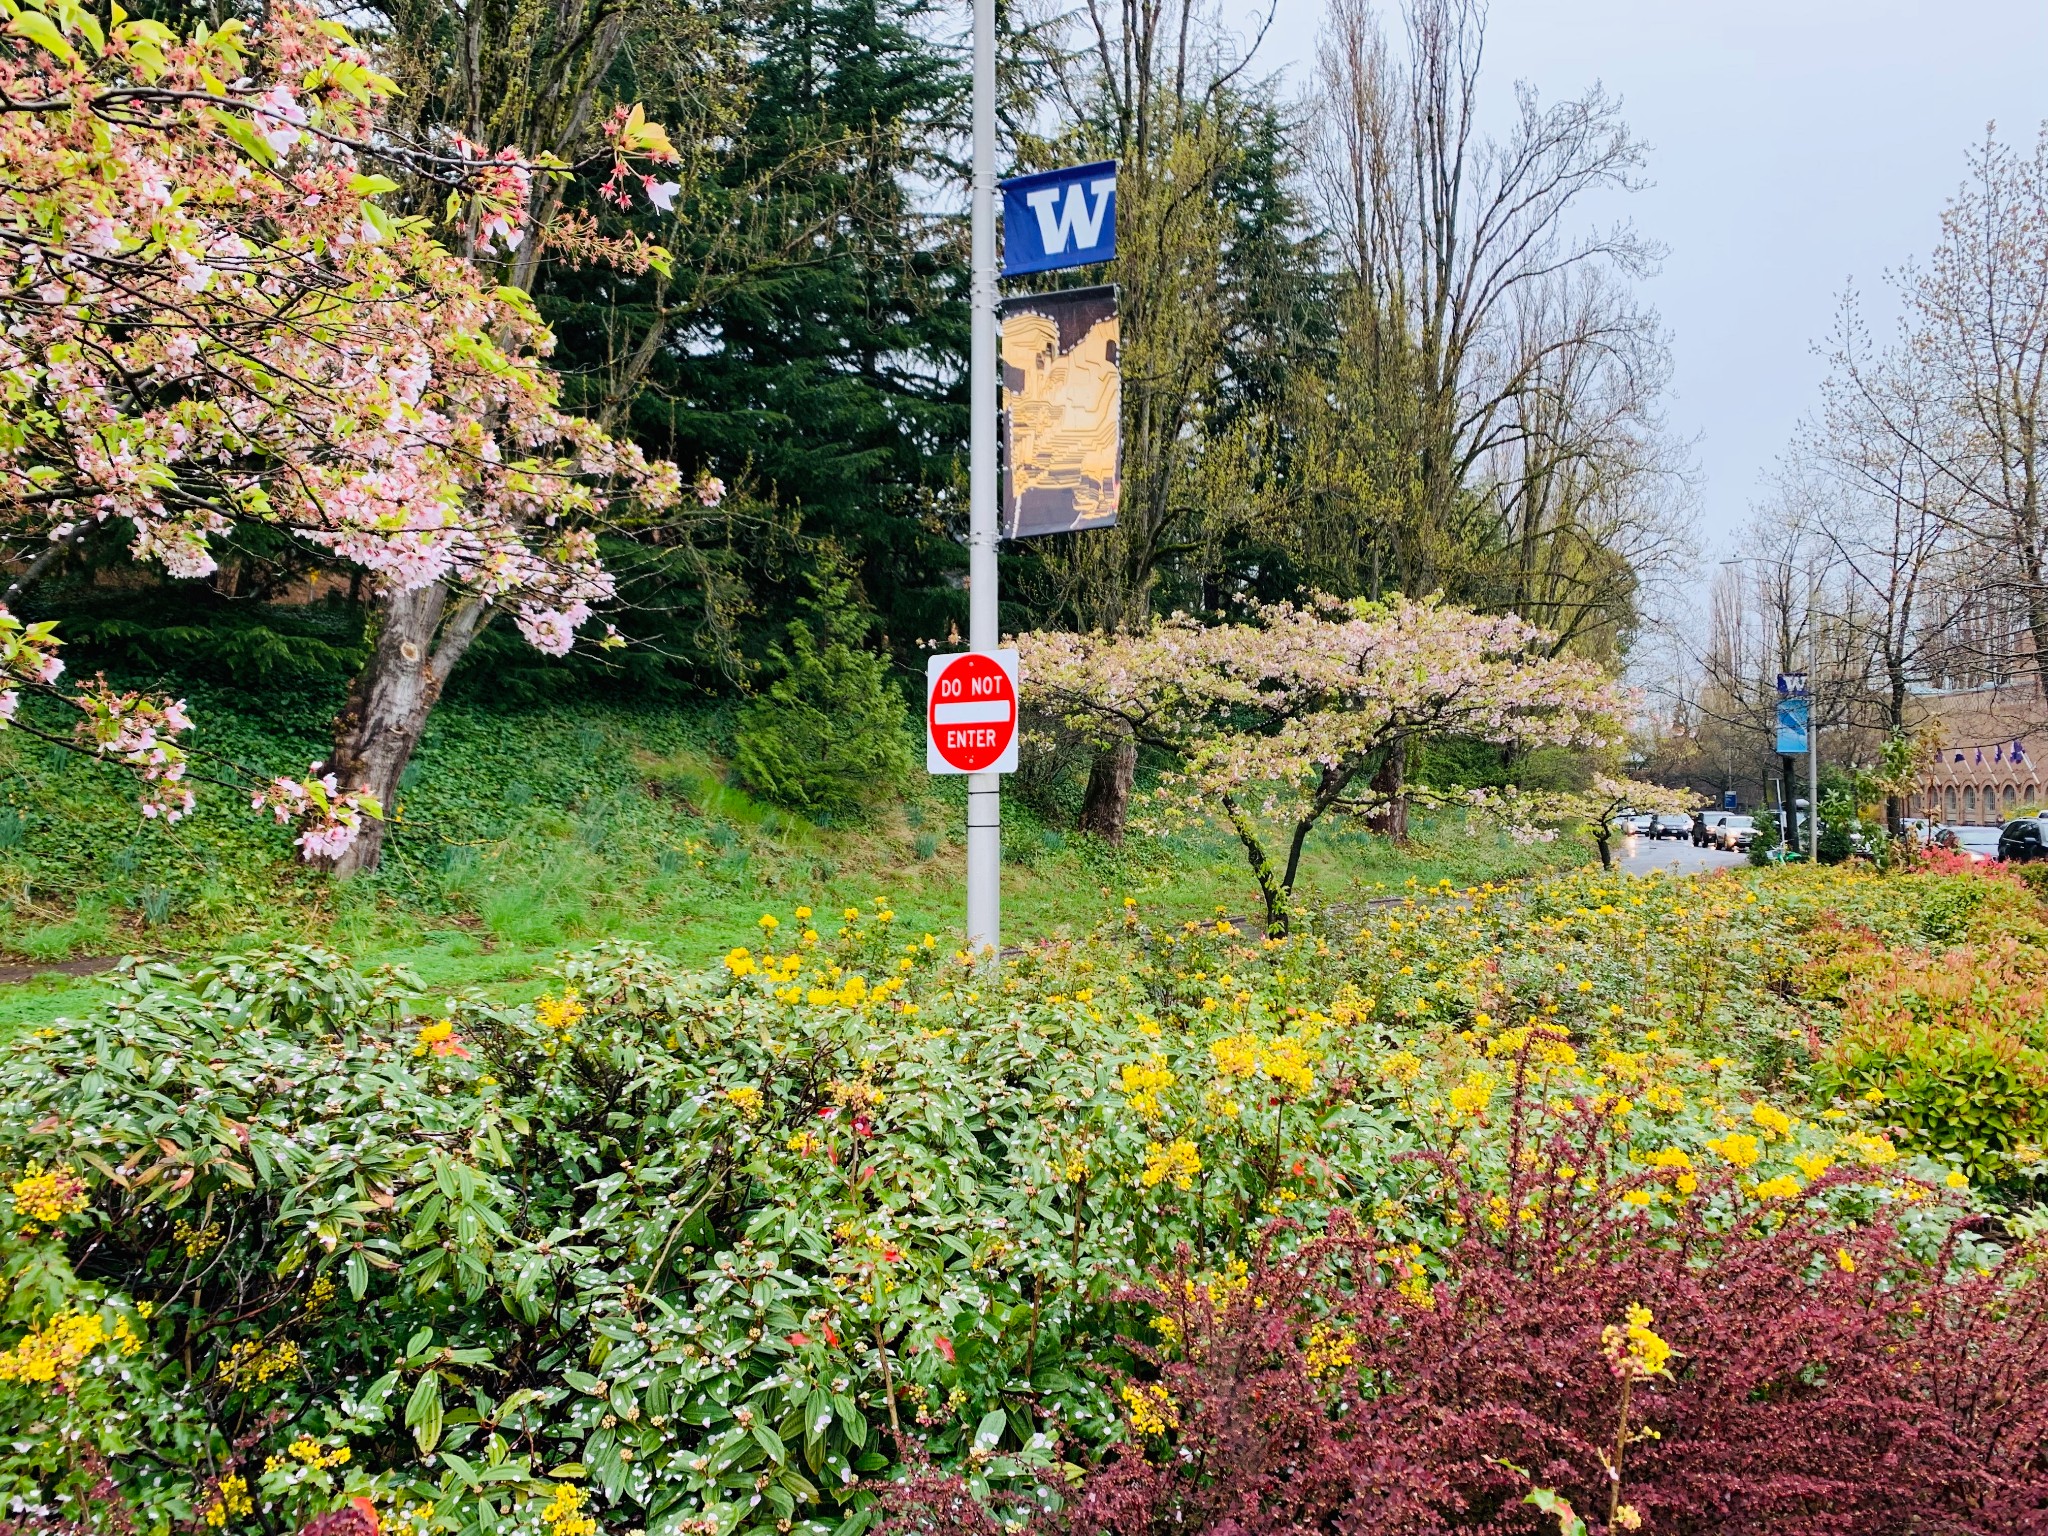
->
left=0, top=0, right=710, bottom=868
left=1477, top=775, right=1694, bottom=870
left=1019, top=596, right=1625, bottom=932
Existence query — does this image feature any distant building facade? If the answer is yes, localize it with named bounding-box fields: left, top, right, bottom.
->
left=1906, top=679, right=2045, bottom=825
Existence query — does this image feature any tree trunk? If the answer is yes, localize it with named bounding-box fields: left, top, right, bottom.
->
left=1595, top=831, right=1611, bottom=869
left=1222, top=794, right=1290, bottom=937
left=1366, top=738, right=1410, bottom=842
left=323, top=583, right=493, bottom=875
left=1078, top=734, right=1137, bottom=843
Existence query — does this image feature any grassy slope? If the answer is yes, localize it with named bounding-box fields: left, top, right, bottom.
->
left=0, top=686, right=1589, bottom=1027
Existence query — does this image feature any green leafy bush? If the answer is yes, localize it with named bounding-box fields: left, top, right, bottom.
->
left=733, top=567, right=915, bottom=818
left=1814, top=939, right=2048, bottom=1182
left=0, top=868, right=1998, bottom=1536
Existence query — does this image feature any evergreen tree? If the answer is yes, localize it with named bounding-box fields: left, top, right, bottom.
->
left=732, top=559, right=917, bottom=817
left=544, top=0, right=969, bottom=659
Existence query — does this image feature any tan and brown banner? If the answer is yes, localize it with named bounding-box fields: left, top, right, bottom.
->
left=1000, top=285, right=1119, bottom=538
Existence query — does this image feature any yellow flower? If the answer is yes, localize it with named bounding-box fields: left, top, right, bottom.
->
left=1640, top=1081, right=1685, bottom=1113
left=217, top=1337, right=300, bottom=1389
left=1396, top=1270, right=1435, bottom=1309
left=724, top=1086, right=764, bottom=1120
left=10, top=1162, right=86, bottom=1225
left=203, top=1473, right=253, bottom=1527
left=1120, top=1056, right=1176, bottom=1118
left=757, top=913, right=779, bottom=932
left=1121, top=1382, right=1179, bottom=1436
left=535, top=992, right=587, bottom=1032
left=1261, top=1037, right=1315, bottom=1097
left=1601, top=1303, right=1672, bottom=1379
left=1210, top=1035, right=1260, bottom=1079
left=1752, top=1174, right=1802, bottom=1201
left=1841, top=1130, right=1898, bottom=1166
left=1836, top=1248, right=1856, bottom=1273
left=724, top=947, right=757, bottom=977
left=1945, top=1170, right=1970, bottom=1191
left=540, top=1482, right=598, bottom=1536
left=1304, top=1322, right=1356, bottom=1378
left=1751, top=1101, right=1793, bottom=1140
left=794, top=906, right=812, bottom=920
left=1380, top=1049, right=1423, bottom=1085
left=1449, top=1070, right=1497, bottom=1117
left=1141, top=1139, right=1202, bottom=1191
left=1792, top=1152, right=1834, bottom=1181
left=1706, top=1132, right=1761, bottom=1170
left=0, top=1311, right=106, bottom=1388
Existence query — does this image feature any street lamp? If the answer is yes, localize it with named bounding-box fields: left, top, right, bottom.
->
left=1719, top=557, right=1819, bottom=863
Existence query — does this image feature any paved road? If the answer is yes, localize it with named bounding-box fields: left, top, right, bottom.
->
left=1613, top=835, right=1751, bottom=877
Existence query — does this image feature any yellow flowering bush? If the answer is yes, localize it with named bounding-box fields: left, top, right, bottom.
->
left=0, top=863, right=2026, bottom=1533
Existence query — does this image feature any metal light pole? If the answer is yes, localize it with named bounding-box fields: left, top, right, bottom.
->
left=1806, top=571, right=1819, bottom=863
left=1719, top=555, right=1819, bottom=859
left=965, top=0, right=1000, bottom=954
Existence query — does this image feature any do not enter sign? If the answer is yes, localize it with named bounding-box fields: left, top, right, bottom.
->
left=927, top=649, right=1020, bottom=774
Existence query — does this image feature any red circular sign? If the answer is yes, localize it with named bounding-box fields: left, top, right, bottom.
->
left=928, top=653, right=1017, bottom=772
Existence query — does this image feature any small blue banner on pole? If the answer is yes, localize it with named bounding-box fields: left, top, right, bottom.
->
left=1001, top=162, right=1117, bottom=277
left=1776, top=697, right=1810, bottom=755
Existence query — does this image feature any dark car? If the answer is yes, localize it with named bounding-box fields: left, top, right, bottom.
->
left=1998, top=818, right=2048, bottom=862
left=1647, top=813, right=1693, bottom=840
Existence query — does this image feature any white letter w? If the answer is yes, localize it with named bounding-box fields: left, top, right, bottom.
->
left=1024, top=176, right=1116, bottom=254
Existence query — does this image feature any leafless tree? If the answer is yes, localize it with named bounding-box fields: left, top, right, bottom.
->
left=1303, top=0, right=1678, bottom=828
left=1908, top=126, right=2048, bottom=700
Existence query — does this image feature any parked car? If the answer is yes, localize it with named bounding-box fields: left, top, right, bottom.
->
left=1706, top=814, right=1758, bottom=851
left=1647, top=812, right=1693, bottom=840
left=1998, top=817, right=2048, bottom=862
left=1931, top=824, right=2002, bottom=863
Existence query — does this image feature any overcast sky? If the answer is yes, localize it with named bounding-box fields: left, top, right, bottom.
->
left=1252, top=0, right=2048, bottom=546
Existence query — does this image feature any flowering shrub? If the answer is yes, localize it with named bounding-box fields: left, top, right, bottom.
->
left=0, top=864, right=2039, bottom=1534
left=1002, top=1145, right=2048, bottom=1535
left=1017, top=597, right=1624, bottom=931
left=1814, top=939, right=2048, bottom=1185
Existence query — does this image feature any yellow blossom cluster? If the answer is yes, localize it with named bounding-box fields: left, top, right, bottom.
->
left=0, top=1311, right=106, bottom=1388
left=1207, top=1032, right=1316, bottom=1097
left=202, top=1473, right=252, bottom=1527
left=1448, top=1070, right=1498, bottom=1118
left=1121, top=1381, right=1179, bottom=1436
left=9, top=1162, right=87, bottom=1225
left=1601, top=1303, right=1672, bottom=1380
left=218, top=1337, right=301, bottom=1390
left=1120, top=1056, right=1176, bottom=1118
left=1304, top=1322, right=1356, bottom=1379
left=540, top=1483, right=596, bottom=1536
left=1141, top=1139, right=1202, bottom=1191
left=534, top=991, right=587, bottom=1033
left=1705, top=1132, right=1761, bottom=1170
left=1485, top=1023, right=1577, bottom=1068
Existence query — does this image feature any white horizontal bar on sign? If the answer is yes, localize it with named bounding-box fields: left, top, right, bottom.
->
left=934, top=701, right=1013, bottom=725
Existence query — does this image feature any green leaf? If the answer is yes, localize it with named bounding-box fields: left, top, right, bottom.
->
left=973, top=1409, right=1007, bottom=1453
left=406, top=1369, right=444, bottom=1454
left=7, top=11, right=76, bottom=62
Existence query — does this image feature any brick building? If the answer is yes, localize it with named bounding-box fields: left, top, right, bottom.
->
left=1907, top=679, right=2046, bottom=825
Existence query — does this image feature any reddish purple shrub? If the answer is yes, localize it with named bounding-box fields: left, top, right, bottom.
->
left=887, top=1098, right=2048, bottom=1536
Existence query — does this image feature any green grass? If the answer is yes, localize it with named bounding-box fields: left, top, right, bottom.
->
left=1, top=689, right=1589, bottom=1028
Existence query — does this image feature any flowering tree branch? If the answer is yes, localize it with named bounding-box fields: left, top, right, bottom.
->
left=0, top=0, right=719, bottom=863
left=1019, top=595, right=1627, bottom=932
